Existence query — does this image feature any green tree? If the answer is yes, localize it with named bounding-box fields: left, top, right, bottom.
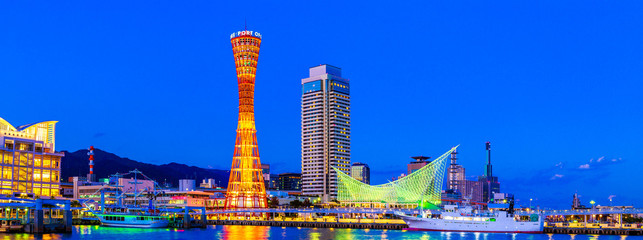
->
left=269, top=196, right=279, bottom=208
left=303, top=198, right=312, bottom=207
left=290, top=199, right=302, bottom=208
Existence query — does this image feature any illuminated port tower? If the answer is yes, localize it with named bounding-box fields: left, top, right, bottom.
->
left=225, top=29, right=267, bottom=209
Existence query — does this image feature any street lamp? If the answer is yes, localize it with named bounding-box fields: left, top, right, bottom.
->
left=590, top=200, right=596, bottom=209
left=530, top=198, right=533, bottom=210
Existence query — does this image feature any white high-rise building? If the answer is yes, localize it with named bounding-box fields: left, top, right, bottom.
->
left=301, top=64, right=351, bottom=203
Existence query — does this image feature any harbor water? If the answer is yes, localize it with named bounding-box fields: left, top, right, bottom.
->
left=1, top=225, right=642, bottom=240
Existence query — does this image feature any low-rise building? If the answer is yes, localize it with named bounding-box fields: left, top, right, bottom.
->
left=0, top=117, right=63, bottom=197
left=179, top=179, right=196, bottom=191
left=277, top=173, right=301, bottom=191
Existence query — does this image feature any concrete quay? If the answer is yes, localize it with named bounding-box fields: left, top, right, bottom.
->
left=545, top=227, right=643, bottom=235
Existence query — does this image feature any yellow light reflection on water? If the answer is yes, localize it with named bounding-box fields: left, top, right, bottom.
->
left=309, top=231, right=321, bottom=240
left=547, top=233, right=555, bottom=240
left=219, top=225, right=269, bottom=240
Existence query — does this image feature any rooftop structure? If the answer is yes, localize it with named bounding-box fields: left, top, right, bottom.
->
left=408, top=156, right=431, bottom=174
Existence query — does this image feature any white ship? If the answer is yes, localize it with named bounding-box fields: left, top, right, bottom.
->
left=400, top=205, right=543, bottom=233
left=85, top=169, right=171, bottom=228
left=95, top=212, right=169, bottom=228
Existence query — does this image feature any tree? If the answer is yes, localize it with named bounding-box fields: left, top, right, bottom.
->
left=290, top=199, right=302, bottom=208
left=269, top=196, right=279, bottom=208
left=71, top=200, right=82, bottom=208
left=303, top=198, right=312, bottom=207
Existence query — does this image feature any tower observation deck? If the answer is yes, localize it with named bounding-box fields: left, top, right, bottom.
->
left=225, top=30, right=267, bottom=209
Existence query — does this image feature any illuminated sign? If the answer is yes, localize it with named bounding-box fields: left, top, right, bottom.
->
left=230, top=30, right=262, bottom=39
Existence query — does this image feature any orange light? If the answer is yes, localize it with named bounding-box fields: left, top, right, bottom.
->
left=224, top=31, right=267, bottom=210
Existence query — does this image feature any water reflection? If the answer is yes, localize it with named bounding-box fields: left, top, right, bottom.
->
left=0, top=226, right=640, bottom=240
left=219, top=225, right=269, bottom=240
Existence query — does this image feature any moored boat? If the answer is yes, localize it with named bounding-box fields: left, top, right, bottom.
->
left=95, top=212, right=169, bottom=228
left=400, top=205, right=543, bottom=233
left=87, top=169, right=171, bottom=228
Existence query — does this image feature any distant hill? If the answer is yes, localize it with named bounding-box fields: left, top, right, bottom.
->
left=60, top=148, right=229, bottom=187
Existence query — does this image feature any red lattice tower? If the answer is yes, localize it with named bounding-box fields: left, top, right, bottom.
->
left=225, top=30, right=267, bottom=209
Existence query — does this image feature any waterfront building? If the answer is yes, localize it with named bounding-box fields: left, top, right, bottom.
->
left=493, top=192, right=512, bottom=203
left=199, top=178, right=217, bottom=188
left=408, top=156, right=430, bottom=174
left=277, top=173, right=302, bottom=191
left=179, top=179, right=196, bottom=191
left=261, top=163, right=270, bottom=190
left=350, top=162, right=370, bottom=184
left=111, top=190, right=227, bottom=210
left=335, top=147, right=455, bottom=208
left=75, top=177, right=155, bottom=205
left=269, top=174, right=279, bottom=190
left=225, top=29, right=268, bottom=209
left=301, top=64, right=351, bottom=203
left=459, top=179, right=484, bottom=202
left=127, top=190, right=225, bottom=210
left=76, top=184, right=120, bottom=208
left=0, top=117, right=63, bottom=197
left=447, top=149, right=465, bottom=191
left=60, top=182, right=74, bottom=198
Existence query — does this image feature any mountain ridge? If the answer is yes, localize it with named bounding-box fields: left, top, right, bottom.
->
left=60, top=148, right=229, bottom=187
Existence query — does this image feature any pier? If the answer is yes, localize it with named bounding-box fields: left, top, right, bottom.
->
left=0, top=196, right=72, bottom=233
left=544, top=226, right=643, bottom=235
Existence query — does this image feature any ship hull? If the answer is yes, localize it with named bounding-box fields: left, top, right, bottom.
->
left=402, top=216, right=543, bottom=234
left=405, top=228, right=542, bottom=234
left=101, top=222, right=169, bottom=228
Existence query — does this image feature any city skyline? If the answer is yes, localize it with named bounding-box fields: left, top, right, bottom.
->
left=1, top=1, right=642, bottom=208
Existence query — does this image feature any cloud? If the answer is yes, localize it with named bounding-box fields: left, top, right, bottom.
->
left=504, top=156, right=624, bottom=193
left=550, top=174, right=564, bottom=180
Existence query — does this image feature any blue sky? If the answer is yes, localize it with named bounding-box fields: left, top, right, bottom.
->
left=1, top=1, right=642, bottom=208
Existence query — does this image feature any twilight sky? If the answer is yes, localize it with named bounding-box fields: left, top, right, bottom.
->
left=1, top=1, right=642, bottom=208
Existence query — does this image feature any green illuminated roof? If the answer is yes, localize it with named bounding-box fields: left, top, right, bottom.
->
left=334, top=146, right=456, bottom=205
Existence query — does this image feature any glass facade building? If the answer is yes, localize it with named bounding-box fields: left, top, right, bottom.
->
left=350, top=162, right=370, bottom=184
left=301, top=64, right=351, bottom=203
left=277, top=173, right=302, bottom=191
left=0, top=117, right=62, bottom=197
